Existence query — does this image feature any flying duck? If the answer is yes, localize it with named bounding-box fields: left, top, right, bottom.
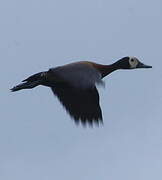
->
left=11, top=56, right=152, bottom=126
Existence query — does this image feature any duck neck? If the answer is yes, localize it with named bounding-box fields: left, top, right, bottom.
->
left=100, top=62, right=120, bottom=78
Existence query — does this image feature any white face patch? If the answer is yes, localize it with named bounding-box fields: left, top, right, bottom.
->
left=128, top=57, right=139, bottom=69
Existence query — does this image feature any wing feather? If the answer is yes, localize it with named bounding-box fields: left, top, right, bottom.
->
left=51, top=84, right=103, bottom=126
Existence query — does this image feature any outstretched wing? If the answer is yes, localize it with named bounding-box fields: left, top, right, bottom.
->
left=51, top=85, right=103, bottom=126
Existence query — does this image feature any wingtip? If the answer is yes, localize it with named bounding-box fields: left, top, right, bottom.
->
left=74, top=117, right=103, bottom=128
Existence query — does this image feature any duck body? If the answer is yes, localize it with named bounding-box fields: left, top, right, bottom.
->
left=47, top=61, right=103, bottom=89
left=11, top=56, right=152, bottom=126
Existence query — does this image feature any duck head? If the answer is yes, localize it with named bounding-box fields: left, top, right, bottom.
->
left=116, top=56, right=152, bottom=69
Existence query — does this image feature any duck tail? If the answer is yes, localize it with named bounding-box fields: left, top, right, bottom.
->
left=10, top=72, right=47, bottom=92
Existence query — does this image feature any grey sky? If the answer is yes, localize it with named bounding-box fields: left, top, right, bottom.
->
left=1, top=0, right=162, bottom=179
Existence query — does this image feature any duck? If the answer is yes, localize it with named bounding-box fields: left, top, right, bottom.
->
left=11, top=56, right=152, bottom=126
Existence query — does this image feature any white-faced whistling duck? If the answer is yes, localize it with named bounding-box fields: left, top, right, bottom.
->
left=11, top=56, right=152, bottom=126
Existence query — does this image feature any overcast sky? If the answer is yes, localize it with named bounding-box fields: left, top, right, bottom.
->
left=1, top=0, right=162, bottom=179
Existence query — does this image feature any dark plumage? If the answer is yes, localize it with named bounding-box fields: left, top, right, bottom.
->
left=11, top=56, right=152, bottom=126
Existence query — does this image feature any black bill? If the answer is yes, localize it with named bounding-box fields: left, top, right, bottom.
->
left=137, top=62, right=152, bottom=68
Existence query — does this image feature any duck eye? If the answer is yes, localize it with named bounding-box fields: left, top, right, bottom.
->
left=131, top=59, right=134, bottom=62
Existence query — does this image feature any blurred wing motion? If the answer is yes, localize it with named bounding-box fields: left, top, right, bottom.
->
left=51, top=85, right=103, bottom=126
